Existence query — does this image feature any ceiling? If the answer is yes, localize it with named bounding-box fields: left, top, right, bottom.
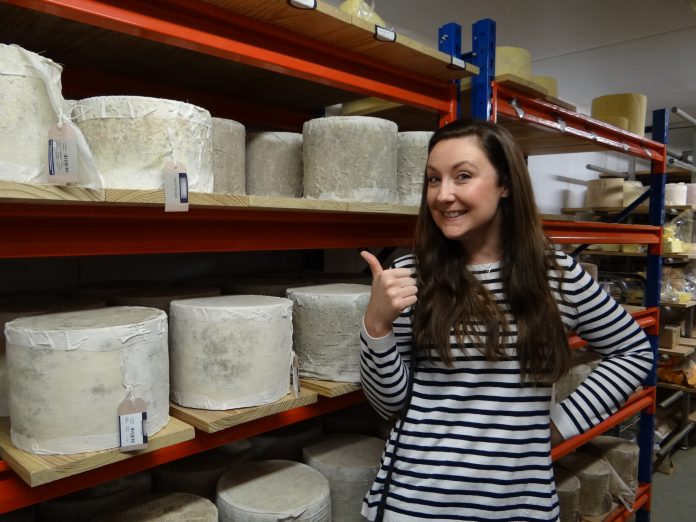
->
left=326, top=0, right=696, bottom=153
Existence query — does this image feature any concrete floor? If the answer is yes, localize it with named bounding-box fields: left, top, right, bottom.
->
left=651, top=446, right=696, bottom=521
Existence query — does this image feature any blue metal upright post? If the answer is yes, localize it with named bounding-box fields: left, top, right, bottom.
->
left=469, top=18, right=495, bottom=121
left=438, top=22, right=462, bottom=121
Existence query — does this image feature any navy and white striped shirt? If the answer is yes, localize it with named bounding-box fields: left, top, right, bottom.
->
left=360, top=252, right=652, bottom=521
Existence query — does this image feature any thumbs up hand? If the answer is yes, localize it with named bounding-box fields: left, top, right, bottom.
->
left=360, top=251, right=418, bottom=338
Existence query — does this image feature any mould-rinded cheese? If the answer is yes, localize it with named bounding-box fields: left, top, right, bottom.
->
left=249, top=418, right=324, bottom=461
left=37, top=472, right=151, bottom=522
left=246, top=132, right=303, bottom=197
left=583, top=436, right=639, bottom=492
left=303, top=434, right=385, bottom=522
left=557, top=453, right=613, bottom=516
left=5, top=307, right=169, bottom=454
left=586, top=178, right=623, bottom=208
left=73, top=96, right=213, bottom=191
left=303, top=116, right=397, bottom=203
left=554, top=466, right=581, bottom=522
left=665, top=182, right=687, bottom=206
left=495, top=46, right=532, bottom=79
left=532, top=75, right=558, bottom=98
left=113, top=285, right=220, bottom=314
left=216, top=460, right=331, bottom=522
left=169, top=295, right=293, bottom=410
left=286, top=284, right=371, bottom=382
left=397, top=131, right=432, bottom=206
left=212, top=117, right=245, bottom=195
left=92, top=493, right=218, bottom=521
left=153, top=440, right=252, bottom=500
left=0, top=44, right=67, bottom=183
left=591, top=93, right=647, bottom=136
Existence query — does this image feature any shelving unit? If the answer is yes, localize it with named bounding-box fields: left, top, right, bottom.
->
left=0, top=3, right=667, bottom=521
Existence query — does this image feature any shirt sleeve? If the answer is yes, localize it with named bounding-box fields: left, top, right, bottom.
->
left=550, top=254, right=654, bottom=440
left=358, top=255, right=415, bottom=419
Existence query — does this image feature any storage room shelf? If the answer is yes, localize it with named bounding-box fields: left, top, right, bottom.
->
left=0, top=391, right=365, bottom=513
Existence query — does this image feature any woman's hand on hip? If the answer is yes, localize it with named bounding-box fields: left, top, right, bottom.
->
left=360, top=251, right=418, bottom=338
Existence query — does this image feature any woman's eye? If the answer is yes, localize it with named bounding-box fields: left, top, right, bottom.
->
left=426, top=175, right=440, bottom=185
left=455, top=172, right=471, bottom=181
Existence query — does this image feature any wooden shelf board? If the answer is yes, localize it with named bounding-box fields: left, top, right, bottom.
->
left=0, top=181, right=104, bottom=204
left=0, top=417, right=194, bottom=488
left=574, top=250, right=648, bottom=258
left=659, top=344, right=696, bottom=358
left=662, top=300, right=696, bottom=309
left=169, top=390, right=318, bottom=434
left=621, top=304, right=647, bottom=314
left=299, top=378, right=361, bottom=398
left=680, top=337, right=696, bottom=347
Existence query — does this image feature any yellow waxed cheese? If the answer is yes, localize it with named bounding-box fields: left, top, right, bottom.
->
left=591, top=93, right=647, bottom=136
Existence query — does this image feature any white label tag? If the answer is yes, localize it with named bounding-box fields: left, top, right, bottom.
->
left=288, top=0, right=316, bottom=9
left=47, top=123, right=79, bottom=184
left=449, top=56, right=467, bottom=70
left=164, top=162, right=189, bottom=212
left=117, top=396, right=148, bottom=452
left=291, top=351, right=300, bottom=397
left=374, top=26, right=396, bottom=42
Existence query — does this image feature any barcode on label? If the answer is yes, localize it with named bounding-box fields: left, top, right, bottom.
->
left=48, top=138, right=77, bottom=177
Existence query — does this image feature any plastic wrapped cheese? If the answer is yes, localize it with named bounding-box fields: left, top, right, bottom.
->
left=5, top=307, right=169, bottom=454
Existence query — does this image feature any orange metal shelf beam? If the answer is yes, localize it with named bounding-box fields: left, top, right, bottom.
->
left=0, top=203, right=417, bottom=258
left=0, top=391, right=365, bottom=514
left=7, top=0, right=455, bottom=117
left=605, top=483, right=651, bottom=522
left=551, top=387, right=654, bottom=461
left=569, top=309, right=659, bottom=349
left=492, top=82, right=666, bottom=164
left=543, top=220, right=661, bottom=245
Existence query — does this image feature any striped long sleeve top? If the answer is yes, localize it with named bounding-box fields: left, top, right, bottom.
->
left=359, top=252, right=653, bottom=522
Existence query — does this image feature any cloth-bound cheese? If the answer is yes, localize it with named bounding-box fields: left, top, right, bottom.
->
left=397, top=131, right=432, bottom=206
left=169, top=295, right=293, bottom=410
left=216, top=460, right=331, bottom=522
left=92, top=493, right=218, bottom=522
left=303, top=434, right=385, bottom=522
left=246, top=132, right=303, bottom=197
left=5, top=307, right=169, bottom=454
left=286, top=284, right=371, bottom=382
left=0, top=44, right=67, bottom=183
left=212, top=117, right=245, bottom=195
left=73, top=95, right=213, bottom=191
left=303, top=116, right=397, bottom=203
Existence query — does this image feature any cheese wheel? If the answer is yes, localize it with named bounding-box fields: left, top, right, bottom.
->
left=591, top=93, right=647, bottom=136
left=665, top=182, right=687, bottom=206
left=397, top=131, right=432, bottom=206
left=153, top=440, right=252, bottom=499
left=687, top=183, right=696, bottom=205
left=586, top=178, right=623, bottom=208
left=557, top=453, right=613, bottom=516
left=583, top=436, right=639, bottom=492
left=212, top=117, right=246, bottom=195
left=216, top=460, right=331, bottom=522
left=5, top=307, right=169, bottom=454
left=286, top=284, right=371, bottom=382
left=0, top=44, right=66, bottom=184
left=623, top=180, right=649, bottom=208
left=302, top=434, right=384, bottom=522
left=303, top=116, right=397, bottom=203
left=554, top=467, right=581, bottom=522
left=246, top=132, right=303, bottom=197
left=37, top=472, right=152, bottom=522
left=73, top=96, right=213, bottom=191
left=495, top=46, right=532, bottom=79
left=92, top=493, right=218, bottom=522
left=532, top=75, right=558, bottom=98
left=554, top=363, right=592, bottom=404
left=169, top=296, right=293, bottom=410
left=114, top=285, right=221, bottom=314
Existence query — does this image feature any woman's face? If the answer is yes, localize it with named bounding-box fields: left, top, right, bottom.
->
left=425, top=136, right=508, bottom=247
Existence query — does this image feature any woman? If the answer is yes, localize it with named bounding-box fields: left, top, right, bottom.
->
left=359, top=119, right=653, bottom=521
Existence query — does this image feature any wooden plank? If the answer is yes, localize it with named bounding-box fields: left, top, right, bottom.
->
left=680, top=337, right=696, bottom=347
left=169, top=391, right=318, bottom=434
left=0, top=181, right=104, bottom=204
left=0, top=417, right=194, bottom=487
left=300, top=378, right=361, bottom=398
left=659, top=344, right=696, bottom=358
left=104, top=189, right=248, bottom=208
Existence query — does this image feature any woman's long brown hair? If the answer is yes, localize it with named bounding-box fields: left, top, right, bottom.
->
left=412, top=119, right=571, bottom=383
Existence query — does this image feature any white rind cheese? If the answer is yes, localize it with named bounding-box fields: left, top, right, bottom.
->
left=303, top=116, right=397, bottom=203
left=286, top=284, right=370, bottom=382
left=169, top=296, right=293, bottom=410
left=73, top=96, right=213, bottom=191
left=246, top=132, right=303, bottom=197
left=397, top=131, right=432, bottom=205
left=92, top=493, right=218, bottom=522
left=5, top=307, right=169, bottom=454
left=0, top=45, right=65, bottom=183
left=212, top=117, right=245, bottom=195
left=303, top=434, right=385, bottom=522
left=216, top=460, right=331, bottom=522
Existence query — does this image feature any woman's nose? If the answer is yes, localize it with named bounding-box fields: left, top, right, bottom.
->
left=436, top=180, right=456, bottom=202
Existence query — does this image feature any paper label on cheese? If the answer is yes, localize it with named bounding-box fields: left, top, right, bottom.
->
left=164, top=161, right=189, bottom=212
left=118, top=396, right=148, bottom=452
left=47, top=123, right=79, bottom=184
